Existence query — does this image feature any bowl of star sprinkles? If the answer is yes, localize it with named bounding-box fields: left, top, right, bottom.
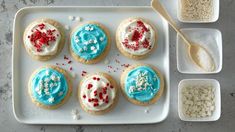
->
left=178, top=79, right=221, bottom=121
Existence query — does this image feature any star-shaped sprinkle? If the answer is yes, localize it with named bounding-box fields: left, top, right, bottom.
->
left=71, top=108, right=80, bottom=120
left=48, top=97, right=55, bottom=103
left=90, top=46, right=96, bottom=51
left=85, top=26, right=90, bottom=31
left=93, top=39, right=97, bottom=44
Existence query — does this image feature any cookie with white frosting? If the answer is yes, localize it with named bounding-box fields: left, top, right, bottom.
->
left=120, top=64, right=164, bottom=106
left=116, top=18, right=157, bottom=59
left=23, top=18, right=65, bottom=61
left=70, top=22, right=111, bottom=64
left=78, top=73, right=119, bottom=115
left=28, top=65, right=72, bottom=109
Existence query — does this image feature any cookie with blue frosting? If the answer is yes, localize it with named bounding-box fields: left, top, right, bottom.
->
left=120, top=64, right=164, bottom=106
left=70, top=22, right=110, bottom=64
left=28, top=65, right=72, bottom=109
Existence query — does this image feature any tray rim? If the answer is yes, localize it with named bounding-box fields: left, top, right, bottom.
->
left=12, top=6, right=170, bottom=125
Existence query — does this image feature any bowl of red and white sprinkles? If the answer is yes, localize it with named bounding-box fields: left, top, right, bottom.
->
left=78, top=72, right=119, bottom=115
left=116, top=17, right=157, bottom=60
left=23, top=18, right=65, bottom=61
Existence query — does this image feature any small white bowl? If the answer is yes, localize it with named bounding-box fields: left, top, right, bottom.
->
left=177, top=0, right=219, bottom=23
left=177, top=28, right=222, bottom=74
left=178, top=79, right=221, bottom=122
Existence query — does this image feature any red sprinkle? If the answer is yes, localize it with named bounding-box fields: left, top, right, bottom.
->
left=93, top=77, right=96, bottom=80
left=97, top=78, right=100, bottom=81
left=83, top=95, right=86, bottom=98
left=69, top=67, right=73, bottom=71
left=106, top=83, right=109, bottom=86
left=64, top=55, right=69, bottom=60
left=87, top=84, right=93, bottom=89
left=110, top=85, right=114, bottom=89
left=68, top=60, right=72, bottom=64
left=88, top=98, right=92, bottom=102
left=29, top=23, right=57, bottom=52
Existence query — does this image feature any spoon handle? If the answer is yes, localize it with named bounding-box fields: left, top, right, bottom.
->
left=151, top=0, right=191, bottom=47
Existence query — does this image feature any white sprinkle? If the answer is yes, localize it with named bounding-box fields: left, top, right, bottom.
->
left=44, top=88, right=49, bottom=92
left=75, top=16, right=81, bottom=22
left=37, top=90, right=42, bottom=95
left=51, top=75, right=56, bottom=81
left=83, top=46, right=88, bottom=51
left=45, top=91, right=50, bottom=95
left=44, top=78, right=50, bottom=82
left=48, top=97, right=55, bottom=103
left=58, top=91, right=63, bottom=96
left=137, top=87, right=143, bottom=91
left=104, top=59, right=110, bottom=65
left=75, top=38, right=79, bottom=43
left=44, top=82, right=49, bottom=88
left=90, top=46, right=96, bottom=51
left=50, top=83, right=54, bottom=88
left=54, top=83, right=58, bottom=86
left=100, top=37, right=104, bottom=41
left=85, top=26, right=90, bottom=31
left=145, top=109, right=149, bottom=114
left=57, top=77, right=61, bottom=81
left=78, top=48, right=83, bottom=52
left=71, top=109, right=80, bottom=120
left=35, top=87, right=40, bottom=92
left=68, top=15, right=75, bottom=21
left=72, top=114, right=80, bottom=120
left=93, top=39, right=97, bottom=44
left=88, top=39, right=93, bottom=44
left=64, top=25, right=70, bottom=30
left=45, top=70, right=49, bottom=76
left=71, top=109, right=79, bottom=115
left=84, top=41, right=89, bottom=45
left=129, top=86, right=135, bottom=93
left=90, top=26, right=94, bottom=31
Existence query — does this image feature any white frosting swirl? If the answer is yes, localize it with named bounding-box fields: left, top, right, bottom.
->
left=24, top=22, right=61, bottom=56
left=118, top=19, right=155, bottom=55
left=80, top=74, right=116, bottom=111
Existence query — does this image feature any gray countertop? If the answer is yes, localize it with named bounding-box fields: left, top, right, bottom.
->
left=0, top=0, right=235, bottom=131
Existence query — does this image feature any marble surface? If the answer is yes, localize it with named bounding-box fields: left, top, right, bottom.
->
left=0, top=0, right=235, bottom=131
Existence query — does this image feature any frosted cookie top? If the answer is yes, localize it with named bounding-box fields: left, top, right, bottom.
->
left=80, top=74, right=116, bottom=111
left=24, top=22, right=61, bottom=56
left=71, top=23, right=108, bottom=60
left=124, top=66, right=161, bottom=102
left=30, top=68, right=68, bottom=106
left=118, top=18, right=156, bottom=55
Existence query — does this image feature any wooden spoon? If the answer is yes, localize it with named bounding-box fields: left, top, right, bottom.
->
left=151, top=0, right=215, bottom=72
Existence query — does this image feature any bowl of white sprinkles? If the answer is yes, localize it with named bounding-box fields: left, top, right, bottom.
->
left=178, top=79, right=221, bottom=121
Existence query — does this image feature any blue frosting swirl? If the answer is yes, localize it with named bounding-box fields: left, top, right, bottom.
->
left=31, top=68, right=68, bottom=106
left=71, top=24, right=108, bottom=60
left=125, top=66, right=161, bottom=102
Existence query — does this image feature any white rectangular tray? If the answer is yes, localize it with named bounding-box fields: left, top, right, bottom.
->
left=12, top=6, right=169, bottom=124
